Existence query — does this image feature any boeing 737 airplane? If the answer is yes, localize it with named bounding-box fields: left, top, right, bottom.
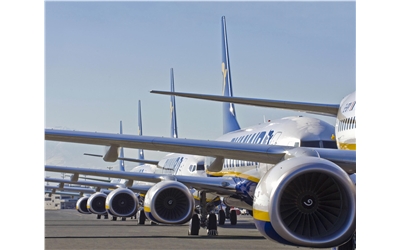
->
left=45, top=102, right=158, bottom=221
left=44, top=17, right=355, bottom=249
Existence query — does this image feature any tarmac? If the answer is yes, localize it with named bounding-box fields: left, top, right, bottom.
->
left=45, top=209, right=332, bottom=250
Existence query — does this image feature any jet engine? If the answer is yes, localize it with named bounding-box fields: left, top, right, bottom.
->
left=76, top=196, right=91, bottom=214
left=105, top=188, right=139, bottom=217
left=253, top=156, right=356, bottom=248
left=144, top=181, right=194, bottom=224
left=87, top=192, right=107, bottom=215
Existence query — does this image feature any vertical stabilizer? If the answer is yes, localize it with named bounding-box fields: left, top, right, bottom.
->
left=137, top=100, right=145, bottom=160
left=170, top=68, right=178, bottom=138
left=221, top=16, right=241, bottom=134
left=119, top=121, right=125, bottom=172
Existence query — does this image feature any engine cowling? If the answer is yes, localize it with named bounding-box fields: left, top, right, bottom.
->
left=87, top=192, right=107, bottom=215
left=76, top=196, right=91, bottom=214
left=144, top=181, right=194, bottom=224
left=105, top=188, right=139, bottom=217
left=253, top=156, right=356, bottom=248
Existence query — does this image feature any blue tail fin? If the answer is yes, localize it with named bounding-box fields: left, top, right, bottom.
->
left=119, top=121, right=125, bottom=172
left=170, top=68, right=178, bottom=138
left=137, top=100, right=145, bottom=160
left=221, top=16, right=241, bottom=134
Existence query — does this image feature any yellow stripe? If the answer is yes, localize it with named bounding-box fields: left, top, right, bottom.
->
left=193, top=195, right=221, bottom=203
left=206, top=170, right=260, bottom=183
left=253, top=209, right=270, bottom=222
left=144, top=206, right=151, bottom=212
left=105, top=205, right=109, bottom=209
left=338, top=143, right=356, bottom=150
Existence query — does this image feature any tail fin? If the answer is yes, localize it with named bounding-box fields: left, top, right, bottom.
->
left=221, top=16, right=241, bottom=134
left=119, top=120, right=125, bottom=172
left=170, top=68, right=178, bottom=138
left=137, top=100, right=145, bottom=160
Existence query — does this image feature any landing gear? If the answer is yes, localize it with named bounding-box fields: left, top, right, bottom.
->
left=188, top=191, right=219, bottom=236
left=218, top=209, right=225, bottom=225
left=229, top=210, right=237, bottom=225
left=137, top=209, right=146, bottom=225
left=207, top=213, right=218, bottom=235
left=188, top=214, right=200, bottom=235
left=112, top=216, right=117, bottom=221
left=96, top=214, right=101, bottom=219
left=121, top=217, right=126, bottom=221
left=104, top=214, right=108, bottom=219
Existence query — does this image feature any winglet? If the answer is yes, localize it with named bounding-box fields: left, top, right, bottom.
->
left=221, top=16, right=241, bottom=134
left=170, top=68, right=178, bottom=138
left=138, top=100, right=145, bottom=160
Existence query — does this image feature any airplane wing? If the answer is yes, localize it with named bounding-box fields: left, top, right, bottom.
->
left=45, top=165, right=238, bottom=196
left=45, top=184, right=98, bottom=194
left=150, top=90, right=339, bottom=117
left=45, top=129, right=356, bottom=174
left=84, top=153, right=159, bottom=165
left=45, top=177, right=155, bottom=194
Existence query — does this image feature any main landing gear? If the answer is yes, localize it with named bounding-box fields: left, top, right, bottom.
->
left=188, top=191, right=219, bottom=236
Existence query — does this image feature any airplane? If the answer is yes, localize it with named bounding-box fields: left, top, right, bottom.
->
left=150, top=89, right=356, bottom=151
left=44, top=16, right=356, bottom=249
left=45, top=102, right=158, bottom=221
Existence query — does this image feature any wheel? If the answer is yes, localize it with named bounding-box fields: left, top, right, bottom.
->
left=96, top=214, right=101, bottom=219
left=138, top=209, right=146, bottom=225
left=112, top=216, right=117, bottom=221
left=230, top=210, right=237, bottom=225
left=188, top=214, right=200, bottom=235
left=104, top=214, right=108, bottom=219
left=122, top=217, right=126, bottom=221
left=207, top=214, right=218, bottom=235
left=218, top=209, right=225, bottom=225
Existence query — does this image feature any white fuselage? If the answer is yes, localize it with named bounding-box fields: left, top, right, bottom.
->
left=335, top=91, right=356, bottom=150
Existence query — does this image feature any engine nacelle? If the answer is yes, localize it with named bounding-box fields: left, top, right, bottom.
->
left=253, top=156, right=356, bottom=248
left=76, top=196, right=91, bottom=214
left=87, top=192, right=107, bottom=215
left=105, top=188, right=139, bottom=217
left=144, top=181, right=194, bottom=224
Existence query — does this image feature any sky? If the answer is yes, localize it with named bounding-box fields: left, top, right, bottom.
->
left=3, top=1, right=400, bottom=248
left=44, top=1, right=356, bottom=174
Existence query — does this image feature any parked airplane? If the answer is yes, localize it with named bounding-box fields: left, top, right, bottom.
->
left=45, top=102, right=157, bottom=221
left=151, top=90, right=356, bottom=151
left=44, top=16, right=355, bottom=249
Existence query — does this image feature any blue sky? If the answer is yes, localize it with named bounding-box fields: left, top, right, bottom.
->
left=45, top=1, right=356, bottom=172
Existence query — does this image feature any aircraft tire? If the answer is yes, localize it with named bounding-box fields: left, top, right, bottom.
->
left=230, top=210, right=237, bottom=225
left=138, top=210, right=146, bottom=225
left=218, top=210, right=225, bottom=225
left=188, top=214, right=200, bottom=235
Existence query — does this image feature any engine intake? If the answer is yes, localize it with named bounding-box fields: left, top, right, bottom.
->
left=144, top=181, right=194, bottom=224
left=106, top=188, right=139, bottom=217
left=76, top=196, right=91, bottom=214
left=253, top=156, right=356, bottom=248
left=87, top=192, right=107, bottom=215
